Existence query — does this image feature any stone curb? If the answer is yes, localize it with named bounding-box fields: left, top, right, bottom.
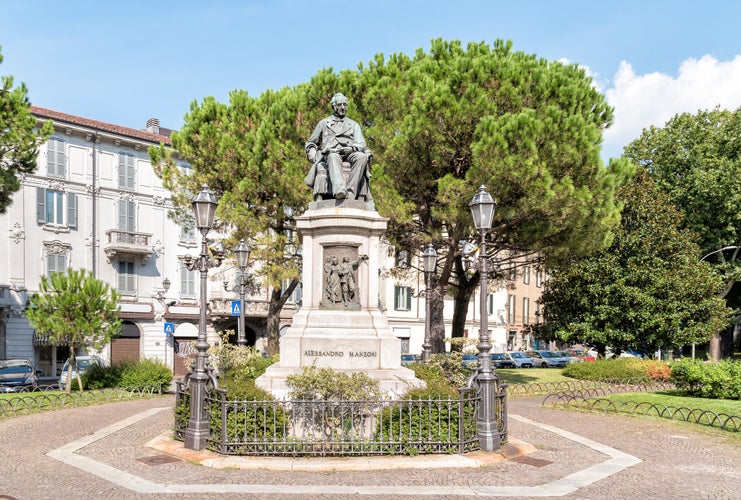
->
left=145, top=432, right=538, bottom=471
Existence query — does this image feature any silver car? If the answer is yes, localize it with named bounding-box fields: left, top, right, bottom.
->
left=58, top=355, right=103, bottom=389
left=525, top=350, right=569, bottom=368
left=506, top=351, right=534, bottom=368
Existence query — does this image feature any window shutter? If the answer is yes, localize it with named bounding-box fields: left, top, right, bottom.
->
left=46, top=140, right=56, bottom=175
left=57, top=141, right=66, bottom=177
left=405, top=287, right=411, bottom=310
left=37, top=188, right=46, bottom=223
left=118, top=154, right=126, bottom=188
left=67, top=193, right=77, bottom=228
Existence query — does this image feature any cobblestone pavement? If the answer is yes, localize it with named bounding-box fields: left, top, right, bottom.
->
left=0, top=395, right=739, bottom=499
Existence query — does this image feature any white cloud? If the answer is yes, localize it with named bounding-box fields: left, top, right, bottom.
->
left=601, top=55, right=741, bottom=159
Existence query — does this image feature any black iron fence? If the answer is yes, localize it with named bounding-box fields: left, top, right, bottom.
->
left=0, top=386, right=165, bottom=418
left=175, top=381, right=508, bottom=456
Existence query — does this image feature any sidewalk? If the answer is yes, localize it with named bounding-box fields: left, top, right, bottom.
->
left=0, top=395, right=739, bottom=498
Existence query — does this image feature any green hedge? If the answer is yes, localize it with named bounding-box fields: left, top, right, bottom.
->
left=670, top=359, right=741, bottom=400
left=83, top=358, right=172, bottom=391
left=562, top=358, right=670, bottom=383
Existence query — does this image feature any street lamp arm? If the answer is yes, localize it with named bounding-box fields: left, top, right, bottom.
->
left=698, top=245, right=740, bottom=263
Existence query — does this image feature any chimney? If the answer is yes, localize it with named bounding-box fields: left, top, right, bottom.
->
left=146, top=118, right=160, bottom=134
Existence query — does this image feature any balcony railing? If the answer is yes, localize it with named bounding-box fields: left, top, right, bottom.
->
left=103, top=229, right=153, bottom=264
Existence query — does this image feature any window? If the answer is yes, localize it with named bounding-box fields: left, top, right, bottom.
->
left=395, top=250, right=410, bottom=268
left=118, top=153, right=135, bottom=190
left=46, top=138, right=66, bottom=178
left=536, top=269, right=543, bottom=287
left=507, top=264, right=516, bottom=282
left=180, top=265, right=197, bottom=298
left=394, top=285, right=412, bottom=311
left=36, top=188, right=77, bottom=227
left=117, top=260, right=136, bottom=294
left=118, top=200, right=136, bottom=232
left=487, top=294, right=495, bottom=316
left=523, top=266, right=530, bottom=285
left=281, top=278, right=302, bottom=304
left=179, top=222, right=196, bottom=243
left=507, top=294, right=516, bottom=324
left=522, top=297, right=530, bottom=325
left=46, top=253, right=67, bottom=277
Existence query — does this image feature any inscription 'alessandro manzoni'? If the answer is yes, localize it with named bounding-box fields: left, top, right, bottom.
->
left=303, top=350, right=378, bottom=358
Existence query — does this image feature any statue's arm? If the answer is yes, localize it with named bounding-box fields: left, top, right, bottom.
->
left=305, top=121, right=324, bottom=162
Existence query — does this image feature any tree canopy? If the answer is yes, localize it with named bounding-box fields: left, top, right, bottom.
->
left=151, top=38, right=634, bottom=353
left=352, top=39, right=634, bottom=348
left=0, top=46, right=53, bottom=213
left=26, top=269, right=122, bottom=392
left=623, top=106, right=741, bottom=358
left=539, top=171, right=731, bottom=354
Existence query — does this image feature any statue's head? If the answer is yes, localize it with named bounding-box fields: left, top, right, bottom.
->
left=331, top=93, right=349, bottom=117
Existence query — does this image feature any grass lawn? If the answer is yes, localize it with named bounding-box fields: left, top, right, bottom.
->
left=602, top=390, right=741, bottom=417
left=496, top=368, right=573, bottom=385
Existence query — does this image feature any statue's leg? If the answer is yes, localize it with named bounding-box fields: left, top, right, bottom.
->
left=326, top=153, right=347, bottom=198
left=345, top=152, right=369, bottom=199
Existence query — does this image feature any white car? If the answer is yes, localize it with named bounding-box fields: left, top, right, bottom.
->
left=58, top=356, right=103, bottom=389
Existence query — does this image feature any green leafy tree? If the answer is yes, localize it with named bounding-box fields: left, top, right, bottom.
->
left=352, top=39, right=633, bottom=350
left=623, top=107, right=741, bottom=359
left=0, top=46, right=53, bottom=213
left=539, top=171, right=731, bottom=355
left=151, top=39, right=633, bottom=356
left=26, top=269, right=122, bottom=392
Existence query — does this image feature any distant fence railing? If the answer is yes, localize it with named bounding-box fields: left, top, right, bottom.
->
left=546, top=396, right=741, bottom=432
left=175, top=381, right=508, bottom=456
left=0, top=386, right=165, bottom=417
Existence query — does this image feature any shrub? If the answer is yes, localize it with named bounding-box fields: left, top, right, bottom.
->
left=286, top=366, right=382, bottom=402
left=118, top=358, right=173, bottom=391
left=208, top=332, right=276, bottom=379
left=208, top=384, right=287, bottom=443
left=563, top=358, right=670, bottom=383
left=426, top=352, right=475, bottom=389
left=670, top=358, right=741, bottom=399
left=81, top=363, right=123, bottom=389
left=376, top=383, right=473, bottom=455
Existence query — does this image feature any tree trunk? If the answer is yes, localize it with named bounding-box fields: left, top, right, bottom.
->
left=450, top=275, right=478, bottom=350
left=265, top=279, right=299, bottom=357
left=429, top=288, right=445, bottom=353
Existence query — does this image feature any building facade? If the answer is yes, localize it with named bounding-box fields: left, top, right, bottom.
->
left=0, top=106, right=541, bottom=381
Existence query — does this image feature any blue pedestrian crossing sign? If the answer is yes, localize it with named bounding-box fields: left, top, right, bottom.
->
left=231, top=300, right=241, bottom=316
left=164, top=322, right=175, bottom=335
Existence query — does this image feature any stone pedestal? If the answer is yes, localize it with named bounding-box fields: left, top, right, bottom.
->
left=256, top=199, right=423, bottom=399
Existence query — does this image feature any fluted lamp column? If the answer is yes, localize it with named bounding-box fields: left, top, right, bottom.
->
left=234, top=239, right=251, bottom=347
left=183, top=185, right=223, bottom=451
left=469, top=184, right=501, bottom=451
left=421, top=243, right=437, bottom=362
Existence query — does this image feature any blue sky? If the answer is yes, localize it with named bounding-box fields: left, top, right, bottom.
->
left=2, top=0, right=740, bottom=159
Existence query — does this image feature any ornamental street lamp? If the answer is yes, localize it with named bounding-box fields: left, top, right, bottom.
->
left=183, top=185, right=224, bottom=451
left=468, top=184, right=501, bottom=451
left=421, top=243, right=437, bottom=363
left=224, top=240, right=251, bottom=347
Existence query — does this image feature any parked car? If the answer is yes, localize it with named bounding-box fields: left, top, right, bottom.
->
left=563, top=348, right=596, bottom=362
left=491, top=352, right=517, bottom=369
left=525, top=350, right=569, bottom=368
left=58, top=355, right=103, bottom=389
left=0, top=359, right=39, bottom=392
left=506, top=351, right=535, bottom=368
left=556, top=350, right=581, bottom=364
left=461, top=353, right=479, bottom=367
left=400, top=354, right=419, bottom=366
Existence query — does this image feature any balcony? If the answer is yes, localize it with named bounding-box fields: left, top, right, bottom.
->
left=103, top=229, right=154, bottom=264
